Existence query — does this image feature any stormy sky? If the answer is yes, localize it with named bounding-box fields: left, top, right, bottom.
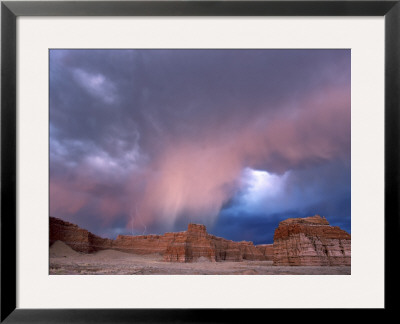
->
left=49, top=49, right=351, bottom=244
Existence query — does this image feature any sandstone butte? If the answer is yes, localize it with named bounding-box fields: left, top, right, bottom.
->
left=50, top=215, right=351, bottom=266
left=273, top=215, right=351, bottom=266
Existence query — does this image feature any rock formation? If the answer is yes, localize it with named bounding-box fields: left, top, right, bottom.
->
left=49, top=217, right=267, bottom=262
left=164, top=224, right=216, bottom=262
left=272, top=215, right=351, bottom=266
left=113, top=234, right=172, bottom=255
left=256, top=244, right=274, bottom=261
left=163, top=224, right=266, bottom=262
left=50, top=215, right=351, bottom=266
left=49, top=216, right=113, bottom=253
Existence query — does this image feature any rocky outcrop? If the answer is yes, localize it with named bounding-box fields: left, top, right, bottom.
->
left=237, top=241, right=266, bottom=261
left=256, top=244, right=274, bottom=261
left=50, top=215, right=351, bottom=266
left=164, top=224, right=216, bottom=262
left=50, top=216, right=113, bottom=253
left=114, top=233, right=179, bottom=255
left=272, top=215, right=351, bottom=266
left=163, top=224, right=267, bottom=262
left=49, top=217, right=267, bottom=262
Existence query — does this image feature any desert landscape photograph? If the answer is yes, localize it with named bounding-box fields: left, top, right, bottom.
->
left=49, top=49, right=351, bottom=275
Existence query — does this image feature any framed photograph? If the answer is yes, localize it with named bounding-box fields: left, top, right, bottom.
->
left=1, top=0, right=399, bottom=321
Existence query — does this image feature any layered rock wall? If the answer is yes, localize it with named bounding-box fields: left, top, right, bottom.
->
left=50, top=217, right=267, bottom=262
left=256, top=244, right=274, bottom=261
left=50, top=215, right=351, bottom=266
left=273, top=215, right=351, bottom=266
left=163, top=224, right=266, bottom=262
left=164, top=224, right=217, bottom=262
left=114, top=234, right=173, bottom=255
left=50, top=217, right=90, bottom=253
left=50, top=217, right=114, bottom=253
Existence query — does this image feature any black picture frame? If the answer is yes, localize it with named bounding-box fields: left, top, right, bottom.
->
left=1, top=0, right=399, bottom=322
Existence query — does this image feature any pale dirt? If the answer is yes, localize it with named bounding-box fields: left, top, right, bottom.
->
left=49, top=241, right=351, bottom=275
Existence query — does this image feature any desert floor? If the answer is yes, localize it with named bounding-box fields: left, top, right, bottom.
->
left=49, top=241, right=351, bottom=275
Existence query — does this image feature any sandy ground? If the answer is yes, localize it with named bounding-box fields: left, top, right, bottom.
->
left=49, top=241, right=351, bottom=275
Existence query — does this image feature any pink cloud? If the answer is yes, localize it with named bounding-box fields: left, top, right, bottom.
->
left=51, top=84, right=350, bottom=234
left=123, top=85, right=350, bottom=230
left=50, top=180, right=89, bottom=216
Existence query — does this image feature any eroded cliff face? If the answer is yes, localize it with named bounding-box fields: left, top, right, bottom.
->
left=272, top=215, right=351, bottom=266
left=113, top=234, right=172, bottom=255
left=162, top=224, right=267, bottom=262
left=49, top=217, right=113, bottom=253
left=49, top=217, right=267, bottom=262
left=164, top=224, right=217, bottom=262
left=50, top=215, right=351, bottom=265
left=256, top=244, right=274, bottom=261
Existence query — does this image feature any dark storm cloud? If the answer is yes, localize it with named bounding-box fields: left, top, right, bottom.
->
left=215, top=158, right=351, bottom=243
left=50, top=49, right=351, bottom=240
left=50, top=49, right=350, bottom=158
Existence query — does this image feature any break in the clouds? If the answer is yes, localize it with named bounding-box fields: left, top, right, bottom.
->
left=50, top=49, right=351, bottom=243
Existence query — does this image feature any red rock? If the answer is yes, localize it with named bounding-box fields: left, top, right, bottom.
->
left=113, top=234, right=172, bottom=255
left=163, top=226, right=266, bottom=262
left=50, top=217, right=114, bottom=253
left=49, top=217, right=267, bottom=262
left=164, top=224, right=216, bottom=262
left=211, top=236, right=242, bottom=262
left=49, top=216, right=90, bottom=253
left=52, top=215, right=351, bottom=266
left=237, top=241, right=266, bottom=261
left=256, top=244, right=274, bottom=261
left=272, top=215, right=351, bottom=266
left=279, top=215, right=330, bottom=226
